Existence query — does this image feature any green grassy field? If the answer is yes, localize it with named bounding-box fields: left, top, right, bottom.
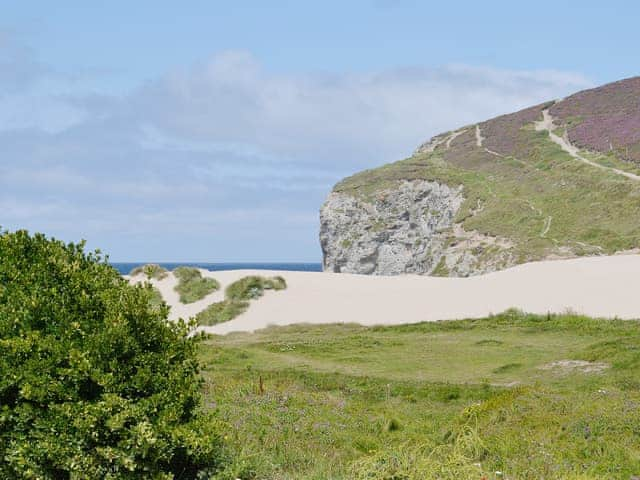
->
left=199, top=311, right=640, bottom=479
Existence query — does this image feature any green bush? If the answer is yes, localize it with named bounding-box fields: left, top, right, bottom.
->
left=0, top=230, right=228, bottom=479
left=129, top=263, right=168, bottom=280
left=173, top=267, right=220, bottom=304
left=149, top=286, right=166, bottom=311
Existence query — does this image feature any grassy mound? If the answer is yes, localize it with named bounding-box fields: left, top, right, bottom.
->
left=197, top=275, right=287, bottom=326
left=128, top=263, right=168, bottom=280
left=173, top=267, right=220, bottom=304
left=199, top=310, right=640, bottom=478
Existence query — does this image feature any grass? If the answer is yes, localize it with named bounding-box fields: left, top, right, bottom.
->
left=129, top=263, right=168, bottom=280
left=173, top=266, right=220, bottom=304
left=200, top=310, right=640, bottom=479
left=196, top=275, right=287, bottom=326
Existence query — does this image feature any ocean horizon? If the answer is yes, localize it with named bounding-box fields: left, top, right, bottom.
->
left=111, top=262, right=323, bottom=275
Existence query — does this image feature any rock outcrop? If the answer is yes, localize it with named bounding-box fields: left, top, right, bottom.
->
left=320, top=180, right=515, bottom=276
left=320, top=76, right=640, bottom=276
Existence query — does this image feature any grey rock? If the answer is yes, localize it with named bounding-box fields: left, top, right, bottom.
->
left=319, top=180, right=515, bottom=276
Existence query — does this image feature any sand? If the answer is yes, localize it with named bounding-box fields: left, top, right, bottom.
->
left=127, top=255, right=640, bottom=335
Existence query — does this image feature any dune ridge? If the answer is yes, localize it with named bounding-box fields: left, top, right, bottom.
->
left=132, top=255, right=640, bottom=334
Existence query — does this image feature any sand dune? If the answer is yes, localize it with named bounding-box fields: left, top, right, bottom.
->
left=128, top=255, right=640, bottom=334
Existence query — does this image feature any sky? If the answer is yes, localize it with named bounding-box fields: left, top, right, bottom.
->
left=0, top=0, right=638, bottom=262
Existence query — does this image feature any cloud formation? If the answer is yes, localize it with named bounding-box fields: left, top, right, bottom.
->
left=0, top=44, right=593, bottom=261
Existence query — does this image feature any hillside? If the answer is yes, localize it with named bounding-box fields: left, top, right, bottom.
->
left=320, top=76, right=640, bottom=276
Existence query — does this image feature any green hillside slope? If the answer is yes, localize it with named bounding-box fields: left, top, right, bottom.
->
left=322, top=77, right=640, bottom=275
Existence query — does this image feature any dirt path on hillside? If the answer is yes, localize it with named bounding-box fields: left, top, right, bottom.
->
left=535, top=110, right=640, bottom=181
left=446, top=129, right=467, bottom=149
left=540, top=216, right=552, bottom=238
left=475, top=125, right=484, bottom=147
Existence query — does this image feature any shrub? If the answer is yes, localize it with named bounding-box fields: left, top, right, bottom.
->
left=149, top=286, right=166, bottom=311
left=129, top=263, right=168, bottom=280
left=0, top=230, right=227, bottom=478
left=196, top=276, right=287, bottom=327
left=173, top=267, right=220, bottom=304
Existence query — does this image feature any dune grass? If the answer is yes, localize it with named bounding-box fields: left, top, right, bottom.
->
left=129, top=263, right=168, bottom=280
left=225, top=275, right=287, bottom=301
left=196, top=275, right=287, bottom=326
left=173, top=266, right=220, bottom=304
left=199, top=310, right=640, bottom=478
left=196, top=299, right=249, bottom=326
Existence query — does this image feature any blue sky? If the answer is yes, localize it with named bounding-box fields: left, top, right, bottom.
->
left=0, top=1, right=637, bottom=261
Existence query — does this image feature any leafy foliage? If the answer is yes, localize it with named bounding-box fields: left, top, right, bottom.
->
left=0, top=230, right=227, bottom=479
left=173, top=267, right=220, bottom=304
left=149, top=286, right=166, bottom=311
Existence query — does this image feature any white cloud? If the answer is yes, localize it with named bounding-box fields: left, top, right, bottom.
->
left=129, top=53, right=592, bottom=170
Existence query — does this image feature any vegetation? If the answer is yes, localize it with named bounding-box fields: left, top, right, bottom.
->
left=197, top=276, right=287, bottom=326
left=149, top=285, right=166, bottom=311
left=129, top=263, right=169, bottom=280
left=196, top=300, right=250, bottom=327
left=549, top=77, right=640, bottom=163
left=174, top=267, right=220, bottom=304
left=0, top=230, right=229, bottom=479
left=201, top=310, right=640, bottom=479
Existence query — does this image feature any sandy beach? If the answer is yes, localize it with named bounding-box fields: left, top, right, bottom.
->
left=128, top=254, right=640, bottom=335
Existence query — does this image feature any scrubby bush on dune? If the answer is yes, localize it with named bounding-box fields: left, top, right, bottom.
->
left=196, top=299, right=250, bottom=327
left=174, top=267, right=220, bottom=304
left=129, top=263, right=169, bottom=280
left=225, top=275, right=287, bottom=301
left=196, top=276, right=287, bottom=326
left=0, top=230, right=228, bottom=479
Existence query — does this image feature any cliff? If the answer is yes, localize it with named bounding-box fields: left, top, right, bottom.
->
left=320, top=77, right=640, bottom=276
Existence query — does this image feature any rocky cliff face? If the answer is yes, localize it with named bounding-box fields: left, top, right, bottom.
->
left=320, top=180, right=461, bottom=275
left=320, top=77, right=640, bottom=276
left=320, top=180, right=515, bottom=276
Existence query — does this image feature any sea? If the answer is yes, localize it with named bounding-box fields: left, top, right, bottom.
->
left=111, top=262, right=322, bottom=275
